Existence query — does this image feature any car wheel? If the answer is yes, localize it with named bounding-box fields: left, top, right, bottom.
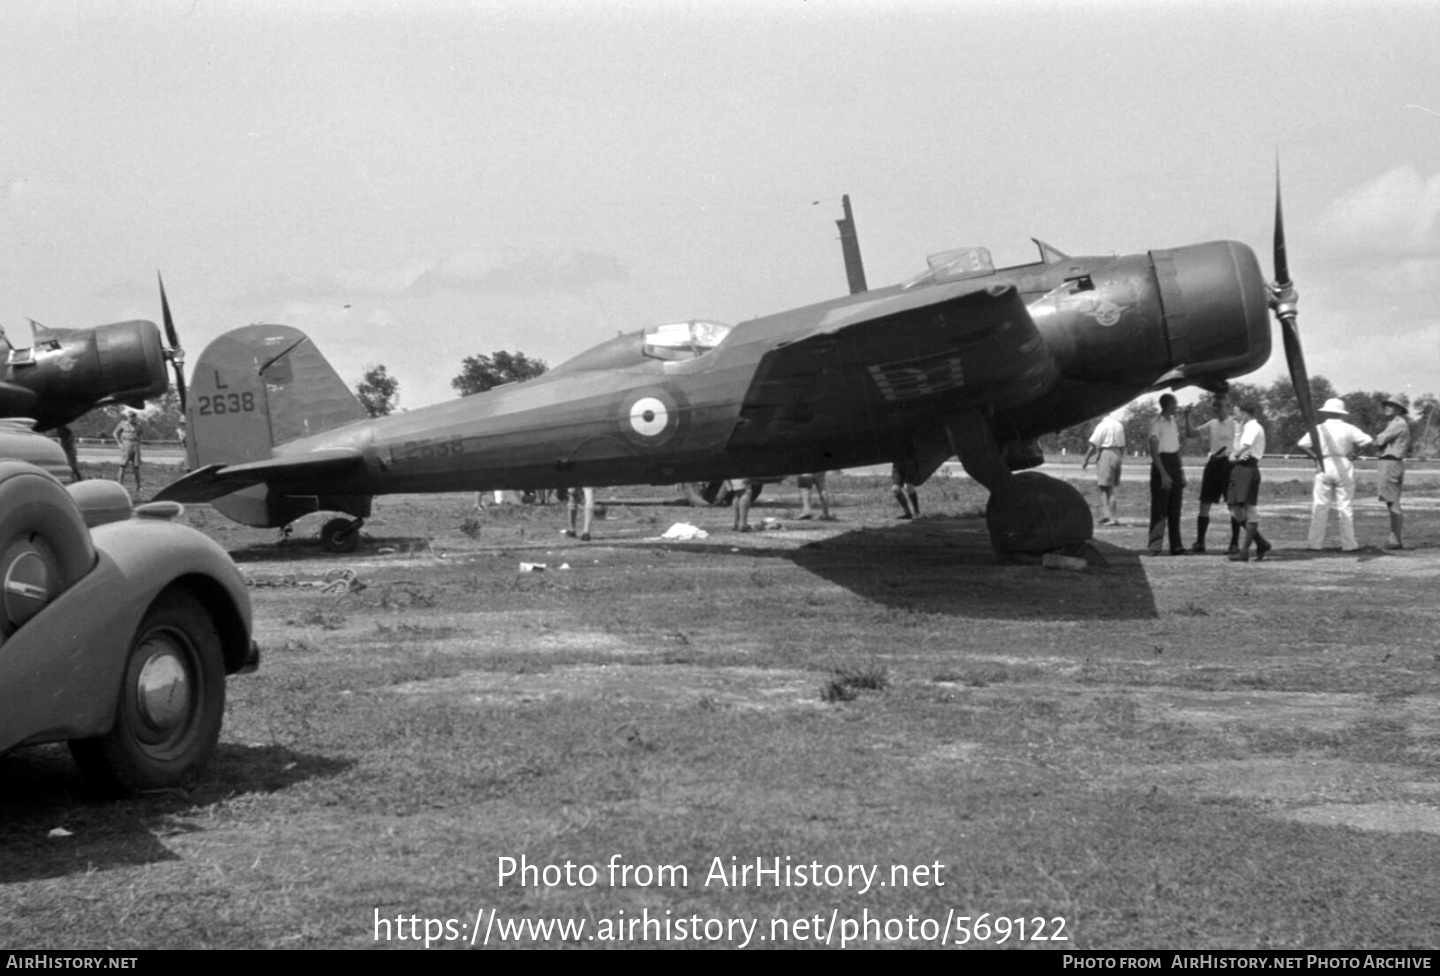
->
left=320, top=517, right=361, bottom=553
left=70, top=591, right=225, bottom=793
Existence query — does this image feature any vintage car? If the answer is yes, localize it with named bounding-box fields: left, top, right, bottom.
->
left=0, top=434, right=257, bottom=793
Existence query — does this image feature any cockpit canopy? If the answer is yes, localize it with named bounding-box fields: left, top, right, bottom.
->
left=641, top=320, right=733, bottom=361
left=901, top=247, right=996, bottom=291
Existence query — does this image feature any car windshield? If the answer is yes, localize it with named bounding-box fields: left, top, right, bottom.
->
left=642, top=320, right=733, bottom=361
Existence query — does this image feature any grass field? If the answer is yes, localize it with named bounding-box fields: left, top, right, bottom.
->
left=2, top=468, right=1438, bottom=949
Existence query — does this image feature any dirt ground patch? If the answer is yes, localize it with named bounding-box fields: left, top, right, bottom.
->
left=390, top=663, right=823, bottom=712
left=4, top=473, right=1440, bottom=949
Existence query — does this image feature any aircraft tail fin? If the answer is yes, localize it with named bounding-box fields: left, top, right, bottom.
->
left=186, top=324, right=369, bottom=471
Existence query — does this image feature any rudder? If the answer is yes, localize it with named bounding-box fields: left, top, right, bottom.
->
left=186, top=324, right=369, bottom=526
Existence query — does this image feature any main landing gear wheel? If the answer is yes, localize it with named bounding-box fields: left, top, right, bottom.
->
left=320, top=517, right=363, bottom=553
left=985, top=471, right=1093, bottom=555
left=680, top=482, right=763, bottom=507
left=70, top=591, right=225, bottom=793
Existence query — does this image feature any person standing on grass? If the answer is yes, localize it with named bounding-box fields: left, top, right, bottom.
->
left=1082, top=410, right=1125, bottom=525
left=890, top=460, right=920, bottom=520
left=1146, top=394, right=1186, bottom=556
left=1185, top=394, right=1239, bottom=553
left=1227, top=398, right=1272, bottom=562
left=796, top=472, right=833, bottom=521
left=112, top=409, right=143, bottom=493
left=564, top=486, right=595, bottom=541
left=1296, top=398, right=1372, bottom=552
left=1373, top=395, right=1412, bottom=550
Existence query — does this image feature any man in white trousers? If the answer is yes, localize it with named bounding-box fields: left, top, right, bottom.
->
left=1296, top=398, right=1373, bottom=552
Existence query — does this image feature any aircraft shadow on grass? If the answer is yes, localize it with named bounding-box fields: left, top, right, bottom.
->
left=0, top=745, right=350, bottom=883
left=665, top=516, right=1159, bottom=622
left=222, top=533, right=438, bottom=565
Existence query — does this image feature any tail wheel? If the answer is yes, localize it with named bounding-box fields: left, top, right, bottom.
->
left=321, top=517, right=362, bottom=553
left=70, top=591, right=225, bottom=793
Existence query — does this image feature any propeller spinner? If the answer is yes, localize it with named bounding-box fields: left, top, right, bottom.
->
left=156, top=271, right=187, bottom=413
left=1269, top=168, right=1322, bottom=471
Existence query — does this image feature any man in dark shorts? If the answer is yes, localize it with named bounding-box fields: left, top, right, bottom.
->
left=1227, top=399, right=1272, bottom=562
left=891, top=460, right=919, bottom=520
left=1373, top=395, right=1412, bottom=549
left=1185, top=394, right=1239, bottom=553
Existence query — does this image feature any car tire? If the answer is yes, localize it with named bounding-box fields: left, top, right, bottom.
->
left=320, top=517, right=360, bottom=553
left=70, top=590, right=226, bottom=793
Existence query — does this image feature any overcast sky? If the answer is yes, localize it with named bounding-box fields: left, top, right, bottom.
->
left=2, top=0, right=1437, bottom=411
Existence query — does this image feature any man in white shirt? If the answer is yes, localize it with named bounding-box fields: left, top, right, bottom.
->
left=1227, top=399, right=1272, bottom=562
left=1184, top=393, right=1240, bottom=553
left=1082, top=410, right=1126, bottom=525
left=1146, top=394, right=1186, bottom=555
left=1296, top=397, right=1373, bottom=551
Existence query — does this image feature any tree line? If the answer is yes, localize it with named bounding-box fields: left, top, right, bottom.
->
left=1040, top=376, right=1438, bottom=459
left=354, top=351, right=550, bottom=417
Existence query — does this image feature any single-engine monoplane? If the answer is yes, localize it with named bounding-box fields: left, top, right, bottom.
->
left=0, top=274, right=187, bottom=433
left=159, top=183, right=1320, bottom=556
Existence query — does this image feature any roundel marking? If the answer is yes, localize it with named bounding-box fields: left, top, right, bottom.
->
left=615, top=386, right=684, bottom=448
left=628, top=397, right=669, bottom=438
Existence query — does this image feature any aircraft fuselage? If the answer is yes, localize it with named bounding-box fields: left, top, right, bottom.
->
left=237, top=238, right=1269, bottom=499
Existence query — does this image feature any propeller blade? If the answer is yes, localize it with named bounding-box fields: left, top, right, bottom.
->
left=156, top=271, right=187, bottom=413
left=157, top=271, right=181, bottom=351
left=1269, top=169, right=1321, bottom=470
left=1273, top=161, right=1291, bottom=289
left=174, top=368, right=189, bottom=418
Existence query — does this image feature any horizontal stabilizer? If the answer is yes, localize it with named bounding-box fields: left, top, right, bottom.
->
left=154, top=449, right=365, bottom=503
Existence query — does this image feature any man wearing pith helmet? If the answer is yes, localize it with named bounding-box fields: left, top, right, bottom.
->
left=1296, top=398, right=1371, bottom=552
left=1373, top=395, right=1412, bottom=549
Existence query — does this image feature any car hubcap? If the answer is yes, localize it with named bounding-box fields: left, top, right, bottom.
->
left=135, top=641, right=191, bottom=735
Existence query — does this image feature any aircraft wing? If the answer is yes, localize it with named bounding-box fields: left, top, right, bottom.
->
left=730, top=282, right=1055, bottom=447
left=154, top=449, right=366, bottom=503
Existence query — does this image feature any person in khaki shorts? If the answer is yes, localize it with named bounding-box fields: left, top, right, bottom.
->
left=796, top=472, right=833, bottom=521
left=1081, top=410, right=1125, bottom=525
left=112, top=410, right=143, bottom=492
left=1373, top=395, right=1412, bottom=549
left=564, top=486, right=595, bottom=542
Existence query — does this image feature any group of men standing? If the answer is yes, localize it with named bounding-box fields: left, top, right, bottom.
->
left=1142, top=393, right=1270, bottom=562
left=1297, top=395, right=1411, bottom=551
left=1084, top=391, right=1412, bottom=560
